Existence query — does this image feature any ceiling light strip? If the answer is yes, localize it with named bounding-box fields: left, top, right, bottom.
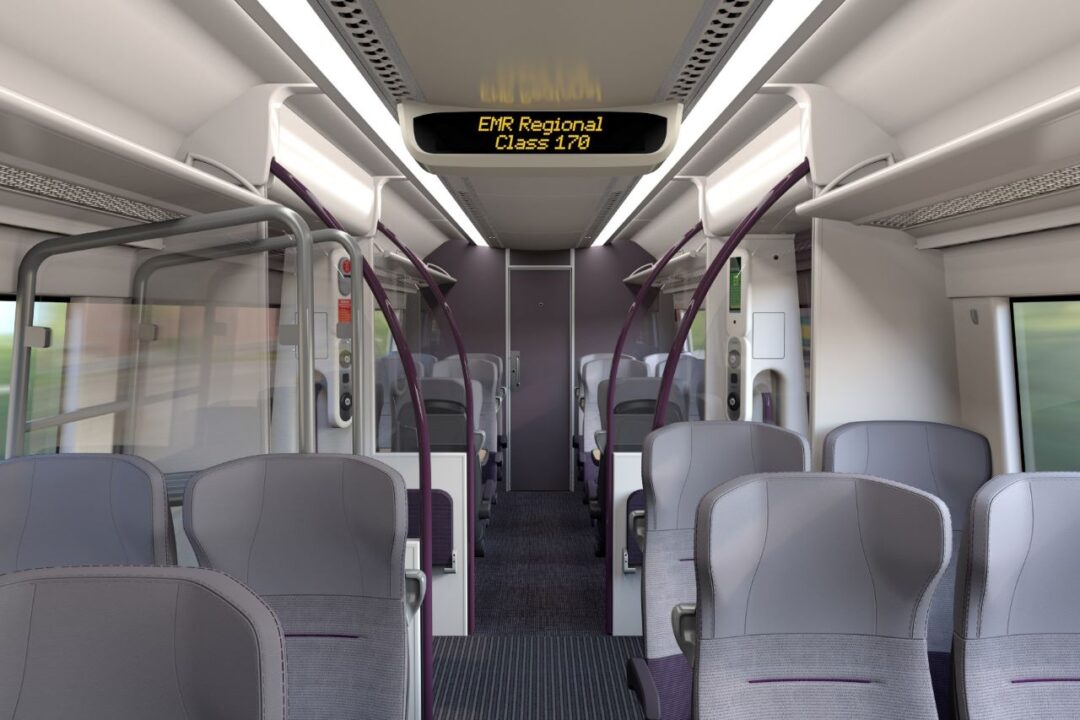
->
left=244, top=0, right=488, bottom=246
left=592, top=0, right=840, bottom=246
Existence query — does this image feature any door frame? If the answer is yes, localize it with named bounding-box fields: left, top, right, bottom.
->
left=504, top=254, right=576, bottom=491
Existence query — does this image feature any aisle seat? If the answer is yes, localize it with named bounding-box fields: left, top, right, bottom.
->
left=580, top=356, right=647, bottom=507
left=434, top=356, right=501, bottom=505
left=656, top=354, right=705, bottom=421
left=678, top=473, right=950, bottom=719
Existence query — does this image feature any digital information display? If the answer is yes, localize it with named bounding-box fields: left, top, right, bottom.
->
left=729, top=257, right=743, bottom=314
left=412, top=111, right=668, bottom=155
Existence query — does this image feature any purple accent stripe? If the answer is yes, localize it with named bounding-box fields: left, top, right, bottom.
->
left=286, top=633, right=362, bottom=640
left=269, top=159, right=435, bottom=720
left=1012, top=678, right=1080, bottom=684
left=377, top=221, right=477, bottom=635
left=601, top=221, right=703, bottom=634
left=749, top=678, right=873, bottom=685
left=653, top=159, right=811, bottom=429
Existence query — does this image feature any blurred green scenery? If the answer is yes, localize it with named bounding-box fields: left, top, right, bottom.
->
left=0, top=301, right=68, bottom=456
left=1014, top=299, right=1080, bottom=471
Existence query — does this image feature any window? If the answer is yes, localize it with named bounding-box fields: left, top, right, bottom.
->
left=0, top=300, right=69, bottom=456
left=1013, top=298, right=1080, bottom=471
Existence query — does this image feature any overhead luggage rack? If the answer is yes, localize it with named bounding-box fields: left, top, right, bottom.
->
left=0, top=85, right=268, bottom=233
left=797, top=85, right=1080, bottom=249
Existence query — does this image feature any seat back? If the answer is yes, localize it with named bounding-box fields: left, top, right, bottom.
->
left=694, top=472, right=950, bottom=719
left=597, top=377, right=684, bottom=450
left=644, top=353, right=668, bottom=376
left=184, top=454, right=408, bottom=720
left=636, top=422, right=808, bottom=720
left=955, top=472, right=1080, bottom=720
left=0, top=565, right=285, bottom=720
left=0, top=453, right=172, bottom=571
left=658, top=354, right=706, bottom=421
left=392, top=377, right=481, bottom=452
left=582, top=357, right=647, bottom=452
left=376, top=354, right=423, bottom=448
left=823, top=421, right=990, bottom=656
left=433, top=357, right=499, bottom=453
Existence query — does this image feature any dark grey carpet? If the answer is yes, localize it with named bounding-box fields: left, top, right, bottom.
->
left=431, top=492, right=645, bottom=719
left=475, top=491, right=604, bottom=635
left=434, top=635, right=645, bottom=719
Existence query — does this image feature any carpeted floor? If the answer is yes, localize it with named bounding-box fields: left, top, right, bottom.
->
left=475, top=491, right=605, bottom=635
left=433, top=491, right=645, bottom=719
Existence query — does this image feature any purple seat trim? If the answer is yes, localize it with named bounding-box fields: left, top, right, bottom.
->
left=1012, top=678, right=1080, bottom=684
left=625, top=489, right=645, bottom=568
left=748, top=678, right=873, bottom=684
left=408, top=489, right=454, bottom=567
left=651, top=654, right=691, bottom=720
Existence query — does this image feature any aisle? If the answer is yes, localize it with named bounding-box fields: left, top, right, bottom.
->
left=433, top=491, right=645, bottom=719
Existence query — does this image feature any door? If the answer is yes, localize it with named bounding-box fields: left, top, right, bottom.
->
left=508, top=268, right=572, bottom=491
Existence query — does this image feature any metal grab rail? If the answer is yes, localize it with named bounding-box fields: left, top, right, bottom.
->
left=376, top=220, right=478, bottom=634
left=268, top=159, right=435, bottom=720
left=598, top=220, right=702, bottom=633
left=652, top=159, right=812, bottom=428
left=5, top=205, right=317, bottom=458
left=128, top=229, right=366, bottom=455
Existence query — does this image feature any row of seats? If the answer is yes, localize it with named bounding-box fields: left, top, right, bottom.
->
left=0, top=452, right=421, bottom=719
left=376, top=351, right=506, bottom=557
left=631, top=419, right=1080, bottom=720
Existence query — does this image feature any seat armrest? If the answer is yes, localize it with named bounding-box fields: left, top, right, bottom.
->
left=591, top=448, right=602, bottom=466
left=405, top=569, right=427, bottom=616
left=629, top=509, right=646, bottom=553
left=478, top=448, right=489, bottom=465
left=671, top=603, right=697, bottom=668
left=595, top=430, right=607, bottom=452
left=627, top=657, right=662, bottom=720
left=474, top=430, right=486, bottom=449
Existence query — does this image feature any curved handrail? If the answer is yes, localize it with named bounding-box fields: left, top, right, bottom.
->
left=652, top=158, right=812, bottom=428
left=269, top=160, right=435, bottom=720
left=597, top=221, right=702, bottom=632
left=376, top=220, right=478, bottom=634
left=5, top=205, right=317, bottom=457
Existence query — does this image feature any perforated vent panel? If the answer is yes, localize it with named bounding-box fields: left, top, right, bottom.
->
left=309, top=0, right=423, bottom=108
left=0, top=162, right=183, bottom=223
left=579, top=179, right=629, bottom=247
left=661, top=0, right=770, bottom=110
left=448, top=178, right=499, bottom=246
left=868, top=163, right=1080, bottom=230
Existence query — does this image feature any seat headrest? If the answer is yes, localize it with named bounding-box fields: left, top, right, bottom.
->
left=643, top=421, right=809, bottom=530
left=0, top=565, right=285, bottom=719
left=696, top=473, right=951, bottom=640
left=0, top=453, right=171, bottom=571
left=582, top=357, right=647, bottom=391
left=184, top=454, right=406, bottom=599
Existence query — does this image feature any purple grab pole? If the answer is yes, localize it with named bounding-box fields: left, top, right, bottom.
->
left=652, top=159, right=811, bottom=429
left=269, top=160, right=435, bottom=720
left=376, top=220, right=477, bottom=634
left=599, top=220, right=702, bottom=634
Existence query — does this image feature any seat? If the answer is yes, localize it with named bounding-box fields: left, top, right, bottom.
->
left=657, top=354, right=705, bottom=421
left=184, top=454, right=421, bottom=720
left=393, top=376, right=489, bottom=556
left=955, top=472, right=1080, bottom=720
left=434, top=356, right=500, bottom=502
left=629, top=422, right=809, bottom=720
left=679, top=472, right=950, bottom=719
left=581, top=356, right=647, bottom=505
left=0, top=453, right=173, bottom=571
left=0, top=565, right=285, bottom=720
left=575, top=352, right=636, bottom=454
left=375, top=354, right=424, bottom=450
left=824, top=420, right=991, bottom=716
left=644, top=353, right=668, bottom=376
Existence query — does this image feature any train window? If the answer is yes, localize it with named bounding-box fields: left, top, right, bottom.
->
left=0, top=299, right=69, bottom=456
left=1013, top=297, right=1080, bottom=471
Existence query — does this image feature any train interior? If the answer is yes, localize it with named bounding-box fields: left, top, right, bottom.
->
left=0, top=0, right=1079, bottom=718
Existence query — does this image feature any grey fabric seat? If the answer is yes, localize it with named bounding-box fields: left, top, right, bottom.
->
left=0, top=453, right=173, bottom=571
left=598, top=377, right=685, bottom=451
left=824, top=420, right=991, bottom=716
left=629, top=422, right=809, bottom=720
left=0, top=565, right=285, bottom=720
left=955, top=472, right=1080, bottom=720
left=433, top=357, right=499, bottom=456
left=581, top=357, right=647, bottom=505
left=684, top=472, right=950, bottom=719
left=376, top=354, right=424, bottom=449
left=657, top=354, right=705, bottom=421
left=391, top=376, right=483, bottom=453
left=184, top=454, right=410, bottom=720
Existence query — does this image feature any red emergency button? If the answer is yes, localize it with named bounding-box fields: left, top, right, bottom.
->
left=340, top=258, right=352, bottom=276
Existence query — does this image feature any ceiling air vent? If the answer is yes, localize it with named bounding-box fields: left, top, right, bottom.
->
left=661, top=0, right=771, bottom=112
left=868, top=162, right=1080, bottom=230
left=308, top=0, right=423, bottom=109
left=447, top=178, right=499, bottom=246
left=0, top=162, right=183, bottom=223
left=579, top=180, right=628, bottom=247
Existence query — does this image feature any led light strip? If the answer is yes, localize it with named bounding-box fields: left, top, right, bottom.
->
left=591, top=0, right=835, bottom=246
left=247, top=0, right=488, bottom=246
